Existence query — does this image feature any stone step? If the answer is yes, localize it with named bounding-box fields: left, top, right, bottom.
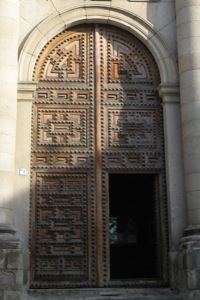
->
left=12, top=288, right=183, bottom=300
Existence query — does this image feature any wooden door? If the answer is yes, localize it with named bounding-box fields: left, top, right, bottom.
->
left=30, top=24, right=168, bottom=288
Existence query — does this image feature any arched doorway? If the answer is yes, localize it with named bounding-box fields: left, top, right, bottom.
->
left=30, top=24, right=168, bottom=288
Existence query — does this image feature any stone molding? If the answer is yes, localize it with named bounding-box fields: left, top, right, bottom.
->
left=184, top=225, right=200, bottom=237
left=158, top=83, right=187, bottom=252
left=158, top=84, right=180, bottom=104
left=0, top=224, right=16, bottom=236
left=18, top=3, right=178, bottom=85
left=17, top=82, right=37, bottom=102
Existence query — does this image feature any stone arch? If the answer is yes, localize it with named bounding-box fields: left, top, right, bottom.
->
left=17, top=3, right=186, bottom=289
left=18, top=4, right=178, bottom=85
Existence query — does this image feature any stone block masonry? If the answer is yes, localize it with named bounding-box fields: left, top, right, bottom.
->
left=0, top=238, right=23, bottom=300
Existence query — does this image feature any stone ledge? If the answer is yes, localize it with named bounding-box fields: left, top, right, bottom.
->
left=0, top=238, right=22, bottom=250
left=0, top=225, right=16, bottom=235
left=0, top=224, right=22, bottom=250
left=24, top=288, right=183, bottom=300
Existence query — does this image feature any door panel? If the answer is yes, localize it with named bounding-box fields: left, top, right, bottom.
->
left=31, top=27, right=97, bottom=288
left=31, top=24, right=168, bottom=288
left=97, top=25, right=165, bottom=287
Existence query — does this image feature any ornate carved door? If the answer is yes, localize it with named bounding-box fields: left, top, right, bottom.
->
left=30, top=24, right=168, bottom=288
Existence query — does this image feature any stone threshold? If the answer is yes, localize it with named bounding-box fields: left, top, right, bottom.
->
left=9, top=288, right=183, bottom=300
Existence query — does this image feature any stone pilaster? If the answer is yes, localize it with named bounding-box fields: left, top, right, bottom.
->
left=176, top=1, right=200, bottom=298
left=0, top=0, right=23, bottom=298
left=0, top=0, right=19, bottom=232
left=158, top=85, right=186, bottom=289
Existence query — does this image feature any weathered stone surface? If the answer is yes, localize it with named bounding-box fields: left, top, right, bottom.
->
left=7, top=250, right=23, bottom=270
left=0, top=237, right=21, bottom=250
left=21, top=288, right=183, bottom=300
left=0, top=0, right=19, bottom=224
left=0, top=251, right=6, bottom=269
left=15, top=269, right=23, bottom=287
left=188, top=291, right=200, bottom=300
left=187, top=270, right=200, bottom=290
left=3, top=291, right=21, bottom=300
left=0, top=271, right=15, bottom=290
left=179, top=233, right=200, bottom=292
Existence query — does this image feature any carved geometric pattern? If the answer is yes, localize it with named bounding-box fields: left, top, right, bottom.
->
left=36, top=89, right=91, bottom=104
left=31, top=24, right=167, bottom=288
left=105, top=151, right=162, bottom=170
left=38, top=33, right=87, bottom=82
left=32, top=151, right=92, bottom=169
left=107, top=109, right=157, bottom=148
left=36, top=108, right=87, bottom=147
left=104, top=89, right=159, bottom=106
left=98, top=26, right=165, bottom=286
left=31, top=26, right=96, bottom=288
left=106, top=33, right=156, bottom=84
left=35, top=174, right=88, bottom=278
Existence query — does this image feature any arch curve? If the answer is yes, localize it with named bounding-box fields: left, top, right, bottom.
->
left=18, top=4, right=178, bottom=85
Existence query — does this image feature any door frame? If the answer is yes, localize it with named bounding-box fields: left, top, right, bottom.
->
left=17, top=4, right=186, bottom=289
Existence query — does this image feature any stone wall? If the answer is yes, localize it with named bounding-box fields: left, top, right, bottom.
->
left=0, top=0, right=195, bottom=298
left=0, top=238, right=23, bottom=300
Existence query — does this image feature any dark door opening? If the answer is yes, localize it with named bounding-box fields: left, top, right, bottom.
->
left=109, top=174, right=161, bottom=279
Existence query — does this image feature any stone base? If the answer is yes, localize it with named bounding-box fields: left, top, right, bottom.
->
left=3, top=288, right=183, bottom=300
left=0, top=225, right=23, bottom=300
left=179, top=226, right=200, bottom=300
